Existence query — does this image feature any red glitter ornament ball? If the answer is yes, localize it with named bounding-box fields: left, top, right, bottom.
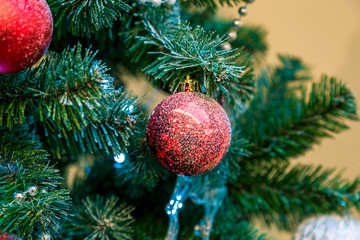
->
left=0, top=233, right=18, bottom=240
left=0, top=0, right=53, bottom=74
left=147, top=92, right=231, bottom=176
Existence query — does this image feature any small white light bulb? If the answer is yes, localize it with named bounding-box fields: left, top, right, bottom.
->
left=114, top=153, right=125, bottom=163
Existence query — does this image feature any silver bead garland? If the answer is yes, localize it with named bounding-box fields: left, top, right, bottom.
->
left=27, top=185, right=39, bottom=197
left=238, top=6, right=248, bottom=16
left=221, top=42, right=232, bottom=51
left=12, top=186, right=48, bottom=204
left=14, top=192, right=25, bottom=202
left=222, top=0, right=255, bottom=50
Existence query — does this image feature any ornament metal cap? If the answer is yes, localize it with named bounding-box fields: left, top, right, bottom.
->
left=178, top=76, right=199, bottom=92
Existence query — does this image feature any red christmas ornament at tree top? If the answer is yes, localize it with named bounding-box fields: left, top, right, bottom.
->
left=0, top=0, right=53, bottom=74
left=147, top=89, right=231, bottom=176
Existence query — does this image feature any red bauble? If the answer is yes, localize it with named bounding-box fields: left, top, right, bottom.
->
left=147, top=92, right=231, bottom=176
left=0, top=233, right=18, bottom=240
left=0, top=0, right=53, bottom=74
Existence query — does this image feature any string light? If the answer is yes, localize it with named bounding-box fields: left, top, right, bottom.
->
left=114, top=153, right=126, bottom=169
left=114, top=153, right=125, bottom=163
left=129, top=105, right=134, bottom=112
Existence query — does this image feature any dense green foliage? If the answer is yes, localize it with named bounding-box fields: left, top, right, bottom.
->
left=0, top=126, right=71, bottom=239
left=49, top=0, right=131, bottom=36
left=0, top=0, right=358, bottom=239
left=63, top=196, right=135, bottom=240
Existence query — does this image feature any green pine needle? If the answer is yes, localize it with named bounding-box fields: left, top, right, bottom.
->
left=141, top=21, right=255, bottom=105
left=115, top=119, right=170, bottom=192
left=240, top=58, right=357, bottom=162
left=213, top=217, right=269, bottom=240
left=43, top=89, right=140, bottom=158
left=0, top=44, right=111, bottom=130
left=0, top=126, right=71, bottom=239
left=65, top=196, right=135, bottom=240
left=0, top=44, right=139, bottom=158
left=49, top=0, right=131, bottom=36
left=229, top=161, right=360, bottom=230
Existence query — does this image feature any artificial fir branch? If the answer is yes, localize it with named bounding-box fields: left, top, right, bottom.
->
left=238, top=56, right=357, bottom=162
left=63, top=196, right=135, bottom=240
left=225, top=57, right=359, bottom=233
left=208, top=132, right=251, bottom=184
left=0, top=44, right=139, bottom=158
left=42, top=89, right=139, bottom=158
left=0, top=44, right=113, bottom=130
left=0, top=126, right=71, bottom=239
left=212, top=216, right=269, bottom=240
left=140, top=21, right=254, bottom=104
left=229, top=161, right=360, bottom=230
left=0, top=0, right=358, bottom=239
left=49, top=0, right=131, bottom=36
left=242, top=75, right=358, bottom=162
left=182, top=9, right=268, bottom=56
left=115, top=117, right=170, bottom=192
left=273, top=55, right=312, bottom=84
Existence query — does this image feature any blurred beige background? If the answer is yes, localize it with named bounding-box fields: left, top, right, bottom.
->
left=219, top=1, right=360, bottom=239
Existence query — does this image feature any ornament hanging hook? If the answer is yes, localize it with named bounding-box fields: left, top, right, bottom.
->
left=178, top=75, right=199, bottom=92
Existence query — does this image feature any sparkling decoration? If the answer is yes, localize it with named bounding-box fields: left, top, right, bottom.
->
left=221, top=42, right=232, bottom=50
left=233, top=19, right=243, bottom=28
left=147, top=91, right=231, bottom=176
left=294, top=215, right=360, bottom=240
left=0, top=233, right=20, bottom=240
left=114, top=153, right=126, bottom=163
left=14, top=192, right=25, bottom=202
left=228, top=30, right=237, bottom=40
left=27, top=185, right=39, bottom=197
left=222, top=1, right=255, bottom=51
left=238, top=6, right=248, bottom=16
left=40, top=233, right=51, bottom=240
left=41, top=189, right=48, bottom=194
left=0, top=0, right=53, bottom=74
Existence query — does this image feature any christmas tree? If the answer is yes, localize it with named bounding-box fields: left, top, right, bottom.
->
left=0, top=0, right=359, bottom=239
